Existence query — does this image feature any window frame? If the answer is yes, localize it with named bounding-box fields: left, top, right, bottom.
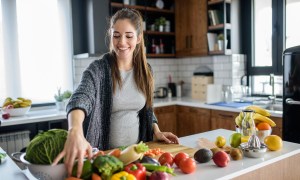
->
left=241, top=0, right=285, bottom=96
left=0, top=0, right=74, bottom=106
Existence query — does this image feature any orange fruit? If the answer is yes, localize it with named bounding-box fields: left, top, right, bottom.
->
left=256, top=122, right=271, bottom=130
left=264, top=135, right=283, bottom=151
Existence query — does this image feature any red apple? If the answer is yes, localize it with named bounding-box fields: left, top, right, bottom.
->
left=2, top=113, right=10, bottom=120
left=212, top=151, right=230, bottom=167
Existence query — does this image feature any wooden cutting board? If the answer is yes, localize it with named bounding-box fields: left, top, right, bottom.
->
left=198, top=138, right=231, bottom=153
left=146, top=141, right=198, bottom=158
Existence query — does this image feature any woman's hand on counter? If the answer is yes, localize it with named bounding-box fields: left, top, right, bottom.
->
left=153, top=123, right=179, bottom=144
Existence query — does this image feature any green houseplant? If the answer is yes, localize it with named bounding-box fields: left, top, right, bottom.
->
left=217, top=34, right=225, bottom=51
left=54, top=88, right=72, bottom=111
left=155, top=17, right=166, bottom=32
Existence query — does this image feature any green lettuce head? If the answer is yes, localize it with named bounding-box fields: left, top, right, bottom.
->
left=25, top=129, right=68, bottom=164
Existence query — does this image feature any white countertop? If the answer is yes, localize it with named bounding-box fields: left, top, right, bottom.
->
left=0, top=148, right=36, bottom=180
left=1, top=129, right=299, bottom=180
left=174, top=129, right=300, bottom=180
left=0, top=97, right=282, bottom=127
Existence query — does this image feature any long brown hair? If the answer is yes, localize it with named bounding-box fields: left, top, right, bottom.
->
left=107, top=8, right=154, bottom=108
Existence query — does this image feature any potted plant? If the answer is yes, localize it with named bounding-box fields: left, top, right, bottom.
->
left=217, top=34, right=224, bottom=51
left=155, top=17, right=166, bottom=32
left=54, top=88, right=72, bottom=111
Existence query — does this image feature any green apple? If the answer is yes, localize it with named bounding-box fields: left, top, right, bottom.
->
left=229, top=132, right=242, bottom=148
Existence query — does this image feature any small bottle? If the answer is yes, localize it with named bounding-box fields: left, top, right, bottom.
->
left=155, top=45, right=160, bottom=54
left=168, top=88, right=172, bottom=98
left=151, top=39, right=156, bottom=53
left=176, top=84, right=182, bottom=98
left=159, top=39, right=164, bottom=54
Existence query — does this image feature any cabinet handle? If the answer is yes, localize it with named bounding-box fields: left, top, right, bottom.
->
left=190, top=35, right=193, bottom=48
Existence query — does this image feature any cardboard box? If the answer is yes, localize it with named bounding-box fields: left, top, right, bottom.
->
left=192, top=76, right=213, bottom=85
left=191, top=76, right=214, bottom=101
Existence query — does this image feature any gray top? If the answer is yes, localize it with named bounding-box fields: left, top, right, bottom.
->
left=109, top=69, right=146, bottom=148
left=66, top=53, right=157, bottom=150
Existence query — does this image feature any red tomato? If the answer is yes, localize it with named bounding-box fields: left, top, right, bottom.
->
left=179, top=158, right=196, bottom=174
left=158, top=152, right=174, bottom=166
left=174, top=152, right=189, bottom=167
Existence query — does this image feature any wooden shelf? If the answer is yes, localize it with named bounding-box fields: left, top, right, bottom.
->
left=111, top=2, right=174, bottom=14
left=208, top=0, right=231, bottom=5
left=144, top=31, right=175, bottom=35
left=145, top=7, right=174, bottom=14
left=147, top=53, right=175, bottom=58
left=208, top=23, right=231, bottom=30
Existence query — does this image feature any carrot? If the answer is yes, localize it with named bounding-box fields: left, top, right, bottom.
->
left=108, top=148, right=121, bottom=158
left=144, top=148, right=165, bottom=157
left=92, top=173, right=102, bottom=180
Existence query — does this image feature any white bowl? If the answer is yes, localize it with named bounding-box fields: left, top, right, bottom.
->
left=256, top=129, right=272, bottom=142
left=1, top=106, right=31, bottom=116
left=20, top=153, right=67, bottom=180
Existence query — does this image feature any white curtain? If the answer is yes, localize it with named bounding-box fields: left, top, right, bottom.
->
left=0, top=0, right=73, bottom=104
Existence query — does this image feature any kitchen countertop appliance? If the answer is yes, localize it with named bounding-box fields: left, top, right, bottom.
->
left=155, top=87, right=168, bottom=98
left=283, top=45, right=300, bottom=143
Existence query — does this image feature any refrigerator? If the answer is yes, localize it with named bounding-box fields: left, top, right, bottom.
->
left=283, top=45, right=300, bottom=143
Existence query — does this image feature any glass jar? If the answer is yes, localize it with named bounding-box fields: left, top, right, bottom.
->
left=224, top=85, right=233, bottom=103
left=240, top=109, right=256, bottom=143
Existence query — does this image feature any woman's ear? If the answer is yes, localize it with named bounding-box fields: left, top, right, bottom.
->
left=136, top=34, right=142, bottom=44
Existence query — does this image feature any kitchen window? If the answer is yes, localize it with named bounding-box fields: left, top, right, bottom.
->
left=241, top=0, right=300, bottom=97
left=0, top=0, right=73, bottom=105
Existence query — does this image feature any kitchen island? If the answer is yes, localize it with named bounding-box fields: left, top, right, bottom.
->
left=175, top=129, right=300, bottom=179
left=1, top=129, right=299, bottom=179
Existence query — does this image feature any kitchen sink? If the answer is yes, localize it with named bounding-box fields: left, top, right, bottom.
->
left=264, top=103, right=283, bottom=111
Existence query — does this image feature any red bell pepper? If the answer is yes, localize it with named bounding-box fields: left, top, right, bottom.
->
left=124, top=163, right=146, bottom=180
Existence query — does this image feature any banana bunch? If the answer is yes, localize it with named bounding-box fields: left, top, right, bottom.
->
left=235, top=105, right=276, bottom=127
left=2, top=97, right=32, bottom=108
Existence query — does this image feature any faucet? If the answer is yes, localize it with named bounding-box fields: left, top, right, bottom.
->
left=269, top=74, right=276, bottom=104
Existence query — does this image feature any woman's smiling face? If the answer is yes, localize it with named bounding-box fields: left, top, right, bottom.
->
left=111, top=19, right=141, bottom=61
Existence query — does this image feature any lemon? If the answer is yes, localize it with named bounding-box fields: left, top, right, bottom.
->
left=264, top=135, right=283, bottom=151
left=241, top=136, right=250, bottom=143
left=215, top=136, right=226, bottom=148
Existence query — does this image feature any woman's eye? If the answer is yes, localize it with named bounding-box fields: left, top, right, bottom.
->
left=113, top=35, right=120, bottom=38
left=126, top=36, right=133, bottom=39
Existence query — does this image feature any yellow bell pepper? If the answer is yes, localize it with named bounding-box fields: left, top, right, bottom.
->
left=111, top=171, right=136, bottom=180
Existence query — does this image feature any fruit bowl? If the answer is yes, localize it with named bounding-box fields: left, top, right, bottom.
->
left=256, top=129, right=272, bottom=142
left=20, top=153, right=67, bottom=180
left=1, top=106, right=31, bottom=117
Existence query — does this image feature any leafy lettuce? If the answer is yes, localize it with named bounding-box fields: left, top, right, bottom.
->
left=25, top=129, right=67, bottom=164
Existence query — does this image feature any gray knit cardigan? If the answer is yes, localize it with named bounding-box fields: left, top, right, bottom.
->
left=66, top=53, right=157, bottom=150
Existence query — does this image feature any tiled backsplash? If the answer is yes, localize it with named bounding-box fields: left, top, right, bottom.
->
left=73, top=54, right=245, bottom=97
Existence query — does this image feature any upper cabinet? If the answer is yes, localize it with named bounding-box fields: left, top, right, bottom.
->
left=175, top=0, right=208, bottom=57
left=109, top=0, right=176, bottom=58
left=207, top=0, right=241, bottom=55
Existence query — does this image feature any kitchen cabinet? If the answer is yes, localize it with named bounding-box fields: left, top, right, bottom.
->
left=207, top=0, right=241, bottom=55
left=110, top=0, right=176, bottom=58
left=154, top=105, right=177, bottom=134
left=211, top=109, right=238, bottom=130
left=175, top=0, right=208, bottom=57
left=271, top=116, right=282, bottom=138
left=177, top=106, right=211, bottom=137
